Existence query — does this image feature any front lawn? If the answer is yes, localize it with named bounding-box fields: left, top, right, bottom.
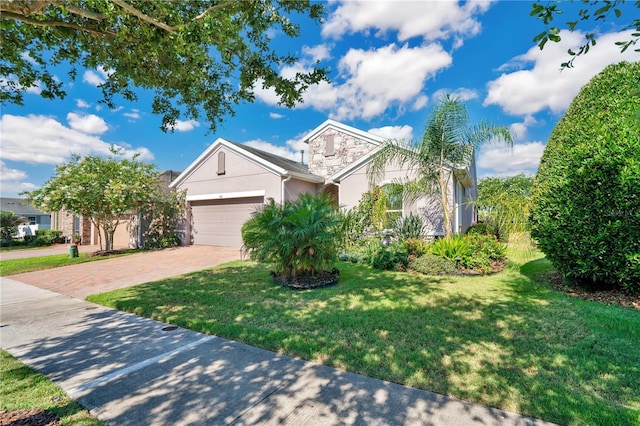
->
left=87, top=244, right=640, bottom=425
left=0, top=251, right=140, bottom=276
left=0, top=350, right=106, bottom=426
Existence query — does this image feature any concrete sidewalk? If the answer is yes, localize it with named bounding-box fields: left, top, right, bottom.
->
left=0, top=277, right=557, bottom=426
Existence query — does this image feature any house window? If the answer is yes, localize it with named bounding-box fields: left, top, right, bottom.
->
left=27, top=216, right=36, bottom=225
left=217, top=152, right=226, bottom=175
left=382, top=183, right=403, bottom=227
left=325, top=135, right=335, bottom=157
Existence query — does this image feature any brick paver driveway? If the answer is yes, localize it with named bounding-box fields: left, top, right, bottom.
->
left=7, top=245, right=241, bottom=299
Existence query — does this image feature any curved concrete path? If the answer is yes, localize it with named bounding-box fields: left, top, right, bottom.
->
left=0, top=246, right=557, bottom=425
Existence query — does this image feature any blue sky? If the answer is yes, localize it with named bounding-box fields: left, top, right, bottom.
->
left=1, top=1, right=638, bottom=197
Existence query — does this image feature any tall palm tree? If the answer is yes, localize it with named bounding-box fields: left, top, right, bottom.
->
left=368, top=95, right=514, bottom=239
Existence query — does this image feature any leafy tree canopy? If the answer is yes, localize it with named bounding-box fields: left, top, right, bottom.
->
left=0, top=210, right=28, bottom=241
left=531, top=0, right=640, bottom=68
left=1, top=0, right=326, bottom=132
left=27, top=147, right=158, bottom=251
left=476, top=174, right=534, bottom=241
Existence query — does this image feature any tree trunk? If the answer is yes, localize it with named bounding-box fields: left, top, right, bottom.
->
left=439, top=169, right=452, bottom=239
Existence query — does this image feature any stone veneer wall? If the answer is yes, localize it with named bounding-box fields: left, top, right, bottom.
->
left=307, top=129, right=377, bottom=179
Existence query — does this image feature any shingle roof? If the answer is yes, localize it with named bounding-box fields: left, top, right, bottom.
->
left=0, top=198, right=49, bottom=215
left=227, top=141, right=312, bottom=176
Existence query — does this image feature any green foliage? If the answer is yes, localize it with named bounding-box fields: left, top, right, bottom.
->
left=0, top=1, right=326, bottom=132
left=531, top=1, right=639, bottom=68
left=409, top=253, right=459, bottom=275
left=404, top=238, right=428, bottom=257
left=370, top=248, right=409, bottom=271
left=429, top=233, right=506, bottom=274
left=0, top=210, right=26, bottom=241
left=429, top=235, right=471, bottom=262
left=465, top=234, right=507, bottom=273
left=241, top=193, right=341, bottom=280
left=34, top=229, right=63, bottom=246
left=27, top=147, right=158, bottom=251
left=141, top=187, right=186, bottom=249
left=530, top=61, right=640, bottom=293
left=369, top=95, right=513, bottom=238
left=341, top=187, right=387, bottom=247
left=465, top=222, right=494, bottom=237
left=476, top=174, right=534, bottom=241
left=393, top=212, right=425, bottom=240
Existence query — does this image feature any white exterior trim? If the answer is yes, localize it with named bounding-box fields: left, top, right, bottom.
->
left=303, top=119, right=386, bottom=147
left=186, top=190, right=266, bottom=202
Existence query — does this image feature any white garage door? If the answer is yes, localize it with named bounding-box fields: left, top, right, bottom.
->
left=190, top=197, right=264, bottom=247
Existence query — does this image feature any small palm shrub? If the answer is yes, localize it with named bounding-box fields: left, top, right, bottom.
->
left=409, top=254, right=458, bottom=275
left=241, top=193, right=341, bottom=281
left=428, top=235, right=471, bottom=262
left=393, top=213, right=425, bottom=240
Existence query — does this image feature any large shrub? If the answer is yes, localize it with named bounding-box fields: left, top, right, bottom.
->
left=530, top=61, right=640, bottom=293
left=241, top=193, right=341, bottom=281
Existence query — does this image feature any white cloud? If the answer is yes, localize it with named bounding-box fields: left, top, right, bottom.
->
left=167, top=119, right=200, bottom=132
left=412, top=94, right=429, bottom=111
left=484, top=30, right=639, bottom=116
left=509, top=115, right=540, bottom=141
left=368, top=125, right=414, bottom=142
left=302, top=44, right=332, bottom=62
left=76, top=99, right=90, bottom=108
left=67, top=112, right=109, bottom=134
left=0, top=76, right=42, bottom=95
left=243, top=140, right=300, bottom=162
left=83, top=70, right=105, bottom=86
left=269, top=112, right=285, bottom=119
left=322, top=0, right=492, bottom=43
left=432, top=87, right=479, bottom=102
left=477, top=142, right=546, bottom=177
left=0, top=161, right=38, bottom=196
left=0, top=114, right=154, bottom=165
left=123, top=109, right=141, bottom=120
left=0, top=161, right=27, bottom=181
left=82, top=66, right=111, bottom=87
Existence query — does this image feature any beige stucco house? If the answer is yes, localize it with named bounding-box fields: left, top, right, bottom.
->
left=170, top=119, right=477, bottom=247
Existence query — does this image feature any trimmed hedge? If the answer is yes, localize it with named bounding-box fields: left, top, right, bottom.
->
left=530, top=61, right=640, bottom=293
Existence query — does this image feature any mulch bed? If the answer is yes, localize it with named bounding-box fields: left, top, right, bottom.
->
left=0, top=409, right=61, bottom=426
left=272, top=269, right=340, bottom=290
left=542, top=271, right=640, bottom=310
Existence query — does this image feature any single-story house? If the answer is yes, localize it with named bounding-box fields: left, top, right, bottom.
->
left=170, top=119, right=477, bottom=248
left=0, top=197, right=51, bottom=237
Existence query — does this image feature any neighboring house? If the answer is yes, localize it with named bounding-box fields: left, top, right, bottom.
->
left=0, top=197, right=51, bottom=237
left=52, top=169, right=182, bottom=248
left=171, top=119, right=477, bottom=248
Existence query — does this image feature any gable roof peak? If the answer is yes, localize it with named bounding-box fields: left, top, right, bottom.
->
left=303, top=119, right=386, bottom=146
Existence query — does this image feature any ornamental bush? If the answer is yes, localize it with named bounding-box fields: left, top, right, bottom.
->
left=530, top=61, right=640, bottom=293
left=241, top=193, right=341, bottom=281
left=409, top=254, right=458, bottom=276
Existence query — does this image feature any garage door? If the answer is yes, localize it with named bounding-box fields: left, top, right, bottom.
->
left=190, top=197, right=264, bottom=247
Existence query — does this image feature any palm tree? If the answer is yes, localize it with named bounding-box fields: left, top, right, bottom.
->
left=368, top=95, right=514, bottom=239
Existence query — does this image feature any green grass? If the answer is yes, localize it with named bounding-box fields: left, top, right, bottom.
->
left=0, top=350, right=106, bottom=426
left=0, top=251, right=139, bottom=276
left=87, top=244, right=640, bottom=425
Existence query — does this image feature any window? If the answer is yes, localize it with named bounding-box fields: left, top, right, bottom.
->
left=382, top=184, right=403, bottom=226
left=325, top=135, right=335, bottom=157
left=27, top=216, right=36, bottom=225
left=217, top=152, right=226, bottom=175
